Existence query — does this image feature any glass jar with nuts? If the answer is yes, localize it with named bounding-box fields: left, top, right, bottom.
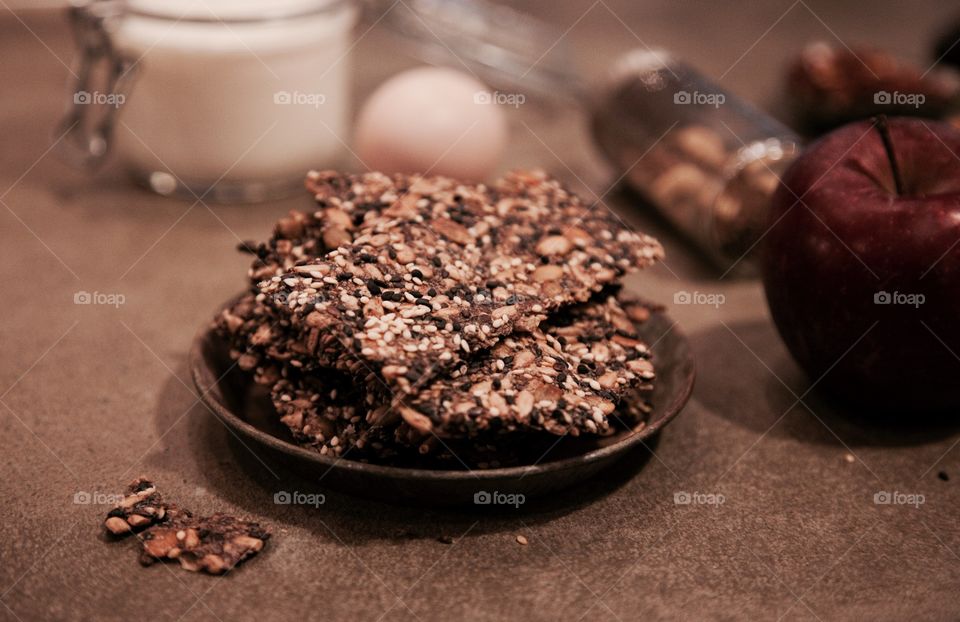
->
left=591, top=48, right=801, bottom=276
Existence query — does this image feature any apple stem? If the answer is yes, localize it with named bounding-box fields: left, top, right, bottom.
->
left=873, top=115, right=904, bottom=196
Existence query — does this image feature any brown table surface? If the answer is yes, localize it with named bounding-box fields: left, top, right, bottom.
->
left=2, top=2, right=960, bottom=621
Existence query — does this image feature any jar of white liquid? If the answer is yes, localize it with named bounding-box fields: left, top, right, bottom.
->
left=60, top=0, right=358, bottom=202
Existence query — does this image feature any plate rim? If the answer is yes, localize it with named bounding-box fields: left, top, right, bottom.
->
left=190, top=294, right=695, bottom=482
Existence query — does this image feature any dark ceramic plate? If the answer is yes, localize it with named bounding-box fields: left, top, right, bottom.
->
left=190, top=297, right=695, bottom=505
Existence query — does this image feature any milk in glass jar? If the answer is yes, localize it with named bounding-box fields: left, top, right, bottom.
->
left=61, top=0, right=358, bottom=201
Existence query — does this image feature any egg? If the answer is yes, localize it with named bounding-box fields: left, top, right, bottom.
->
left=354, top=67, right=508, bottom=180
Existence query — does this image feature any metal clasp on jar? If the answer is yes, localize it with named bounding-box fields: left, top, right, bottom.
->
left=56, top=0, right=136, bottom=169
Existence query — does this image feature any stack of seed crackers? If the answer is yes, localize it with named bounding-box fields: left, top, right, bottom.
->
left=215, top=169, right=664, bottom=468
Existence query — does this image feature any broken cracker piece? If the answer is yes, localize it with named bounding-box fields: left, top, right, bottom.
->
left=103, top=477, right=176, bottom=536
left=139, top=512, right=270, bottom=575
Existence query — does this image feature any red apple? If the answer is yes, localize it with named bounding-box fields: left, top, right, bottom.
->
left=762, top=116, right=960, bottom=412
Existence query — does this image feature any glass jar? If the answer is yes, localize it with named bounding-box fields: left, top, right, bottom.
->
left=591, top=49, right=801, bottom=275
left=60, top=0, right=358, bottom=202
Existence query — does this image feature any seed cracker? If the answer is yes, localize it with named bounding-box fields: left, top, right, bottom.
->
left=263, top=294, right=656, bottom=453
left=400, top=294, right=656, bottom=438
left=258, top=169, right=663, bottom=395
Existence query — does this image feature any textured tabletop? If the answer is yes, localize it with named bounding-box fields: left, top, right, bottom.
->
left=1, top=2, right=959, bottom=621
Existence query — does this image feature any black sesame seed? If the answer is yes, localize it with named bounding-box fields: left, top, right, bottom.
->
left=411, top=269, right=424, bottom=279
